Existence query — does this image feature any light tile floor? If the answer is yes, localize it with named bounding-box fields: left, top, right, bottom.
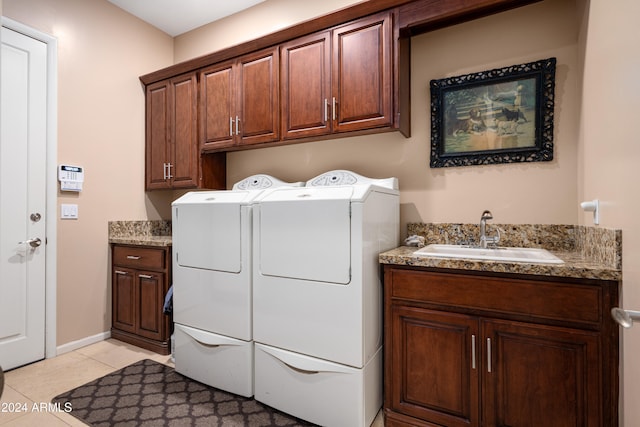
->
left=0, top=339, right=385, bottom=426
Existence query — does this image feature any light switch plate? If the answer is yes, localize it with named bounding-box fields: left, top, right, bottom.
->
left=61, top=203, right=78, bottom=219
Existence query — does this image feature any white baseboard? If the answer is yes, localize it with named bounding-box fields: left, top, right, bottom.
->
left=55, top=331, right=111, bottom=355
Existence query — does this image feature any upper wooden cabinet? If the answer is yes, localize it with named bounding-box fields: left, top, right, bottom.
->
left=145, top=74, right=199, bottom=190
left=200, top=47, right=279, bottom=151
left=280, top=11, right=394, bottom=140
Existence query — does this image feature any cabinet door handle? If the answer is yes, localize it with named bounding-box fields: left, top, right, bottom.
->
left=471, top=334, right=476, bottom=370
left=487, top=338, right=492, bottom=373
left=324, top=98, right=328, bottom=122
left=229, top=117, right=234, bottom=136
left=126, top=255, right=141, bottom=260
left=235, top=115, right=240, bottom=136
left=166, top=163, right=173, bottom=179
left=114, top=270, right=128, bottom=275
left=332, top=97, right=336, bottom=121
left=138, top=274, right=153, bottom=279
left=162, top=163, right=167, bottom=180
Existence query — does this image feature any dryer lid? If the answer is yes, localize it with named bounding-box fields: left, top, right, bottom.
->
left=258, top=193, right=351, bottom=285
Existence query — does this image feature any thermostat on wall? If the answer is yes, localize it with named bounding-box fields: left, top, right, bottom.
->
left=58, top=164, right=84, bottom=192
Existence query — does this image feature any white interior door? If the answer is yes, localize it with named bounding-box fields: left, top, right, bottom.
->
left=0, top=26, right=48, bottom=370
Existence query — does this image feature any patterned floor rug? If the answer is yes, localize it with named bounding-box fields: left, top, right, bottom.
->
left=52, top=358, right=315, bottom=426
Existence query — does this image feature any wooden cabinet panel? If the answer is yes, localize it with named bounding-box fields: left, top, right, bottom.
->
left=113, top=268, right=136, bottom=334
left=238, top=49, right=280, bottom=146
left=332, top=12, right=392, bottom=133
left=171, top=74, right=199, bottom=188
left=200, top=47, right=279, bottom=151
left=483, top=319, right=601, bottom=427
left=281, top=32, right=332, bottom=139
left=383, top=265, right=619, bottom=427
left=113, top=245, right=165, bottom=270
left=136, top=271, right=165, bottom=341
left=111, top=244, right=171, bottom=354
left=201, top=63, right=235, bottom=150
left=389, top=305, right=479, bottom=427
left=280, top=11, right=394, bottom=141
left=145, top=81, right=171, bottom=190
left=145, top=73, right=217, bottom=190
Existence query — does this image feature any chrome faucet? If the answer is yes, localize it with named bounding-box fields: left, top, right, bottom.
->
left=479, top=210, right=500, bottom=248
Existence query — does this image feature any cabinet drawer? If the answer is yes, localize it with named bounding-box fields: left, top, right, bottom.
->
left=386, top=268, right=602, bottom=326
left=113, top=245, right=166, bottom=271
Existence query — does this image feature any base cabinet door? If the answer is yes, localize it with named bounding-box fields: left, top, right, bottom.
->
left=483, top=319, right=601, bottom=427
left=388, top=305, right=479, bottom=427
left=135, top=271, right=165, bottom=341
left=112, top=267, right=136, bottom=334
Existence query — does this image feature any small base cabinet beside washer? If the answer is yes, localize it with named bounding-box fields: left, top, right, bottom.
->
left=111, top=244, right=171, bottom=355
left=383, top=266, right=619, bottom=427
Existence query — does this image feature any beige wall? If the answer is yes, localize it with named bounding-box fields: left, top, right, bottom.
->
left=3, top=0, right=174, bottom=345
left=580, top=0, right=640, bottom=424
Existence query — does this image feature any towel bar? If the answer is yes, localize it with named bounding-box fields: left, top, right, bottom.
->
left=611, top=308, right=640, bottom=328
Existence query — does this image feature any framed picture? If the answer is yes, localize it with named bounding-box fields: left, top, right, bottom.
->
left=430, top=58, right=556, bottom=168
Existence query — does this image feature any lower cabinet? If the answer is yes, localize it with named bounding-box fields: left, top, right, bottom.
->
left=111, top=244, right=171, bottom=354
left=383, top=266, right=619, bottom=427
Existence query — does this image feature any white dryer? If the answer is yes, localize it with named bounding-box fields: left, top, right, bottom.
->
left=252, top=170, right=399, bottom=426
left=171, top=174, right=302, bottom=397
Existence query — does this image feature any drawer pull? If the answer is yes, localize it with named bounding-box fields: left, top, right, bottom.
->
left=126, top=255, right=141, bottom=260
left=138, top=274, right=153, bottom=279
left=487, top=338, right=492, bottom=373
left=114, top=270, right=128, bottom=275
left=471, top=334, right=476, bottom=370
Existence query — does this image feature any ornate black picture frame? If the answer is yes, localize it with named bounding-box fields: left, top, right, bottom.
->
left=430, top=58, right=556, bottom=168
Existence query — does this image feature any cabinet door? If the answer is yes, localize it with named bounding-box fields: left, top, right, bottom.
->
left=112, top=267, right=136, bottom=334
left=332, top=11, right=392, bottom=133
left=237, top=47, right=280, bottom=146
left=482, top=319, right=601, bottom=427
left=200, top=61, right=236, bottom=151
left=145, top=80, right=171, bottom=190
left=388, top=305, right=480, bottom=427
left=280, top=32, right=331, bottom=140
left=170, top=74, right=199, bottom=188
left=135, top=270, right=165, bottom=341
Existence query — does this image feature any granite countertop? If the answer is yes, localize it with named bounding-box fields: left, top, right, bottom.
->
left=379, top=246, right=621, bottom=281
left=108, top=220, right=172, bottom=247
left=379, top=223, right=622, bottom=281
left=109, top=235, right=172, bottom=247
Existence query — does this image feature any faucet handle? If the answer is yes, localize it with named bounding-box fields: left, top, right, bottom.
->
left=481, top=210, right=493, bottom=220
left=488, top=226, right=500, bottom=247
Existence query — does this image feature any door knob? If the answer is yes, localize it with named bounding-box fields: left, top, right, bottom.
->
left=19, top=238, right=42, bottom=248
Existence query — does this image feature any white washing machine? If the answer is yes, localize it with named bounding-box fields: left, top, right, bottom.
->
left=171, top=174, right=302, bottom=397
left=252, top=170, right=399, bottom=426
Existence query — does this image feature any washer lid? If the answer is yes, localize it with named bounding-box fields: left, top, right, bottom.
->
left=175, top=202, right=242, bottom=273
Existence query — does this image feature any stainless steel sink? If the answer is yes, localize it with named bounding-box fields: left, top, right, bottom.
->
left=413, top=244, right=564, bottom=264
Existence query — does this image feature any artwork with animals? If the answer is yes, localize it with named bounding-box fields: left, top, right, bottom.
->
left=430, top=57, right=556, bottom=168
left=441, top=77, right=537, bottom=154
